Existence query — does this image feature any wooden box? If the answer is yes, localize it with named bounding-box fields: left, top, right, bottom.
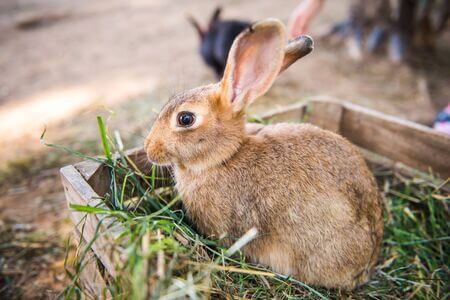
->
left=60, top=99, right=450, bottom=296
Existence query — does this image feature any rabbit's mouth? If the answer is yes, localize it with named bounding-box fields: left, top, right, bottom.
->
left=145, top=151, right=171, bottom=167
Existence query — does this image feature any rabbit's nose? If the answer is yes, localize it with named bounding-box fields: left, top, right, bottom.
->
left=144, top=138, right=167, bottom=163
left=143, top=135, right=153, bottom=153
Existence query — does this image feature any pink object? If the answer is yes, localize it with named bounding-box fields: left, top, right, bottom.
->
left=433, top=122, right=450, bottom=135
left=433, top=104, right=450, bottom=135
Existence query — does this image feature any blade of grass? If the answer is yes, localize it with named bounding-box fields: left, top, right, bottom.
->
left=97, top=116, right=112, bottom=162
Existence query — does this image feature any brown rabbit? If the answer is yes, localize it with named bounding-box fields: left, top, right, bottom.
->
left=144, top=19, right=383, bottom=290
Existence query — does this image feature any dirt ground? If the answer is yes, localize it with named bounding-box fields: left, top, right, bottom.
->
left=0, top=0, right=449, bottom=298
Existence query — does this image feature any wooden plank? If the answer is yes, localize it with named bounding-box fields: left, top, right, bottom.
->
left=72, top=228, right=110, bottom=299
left=302, top=100, right=343, bottom=133
left=262, top=102, right=306, bottom=123
left=339, top=102, right=450, bottom=178
left=78, top=249, right=109, bottom=298
left=60, top=165, right=123, bottom=277
left=259, top=99, right=450, bottom=179
left=260, top=99, right=343, bottom=132
left=75, top=161, right=110, bottom=197
left=360, top=149, right=448, bottom=190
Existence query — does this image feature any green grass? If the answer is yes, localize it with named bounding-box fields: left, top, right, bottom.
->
left=57, top=117, right=449, bottom=299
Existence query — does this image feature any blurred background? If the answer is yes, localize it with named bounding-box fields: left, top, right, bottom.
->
left=0, top=0, right=448, bottom=298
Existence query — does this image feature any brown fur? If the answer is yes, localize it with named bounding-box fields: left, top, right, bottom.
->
left=144, top=19, right=383, bottom=290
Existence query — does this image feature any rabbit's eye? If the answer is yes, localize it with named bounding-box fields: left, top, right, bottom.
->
left=177, top=111, right=196, bottom=127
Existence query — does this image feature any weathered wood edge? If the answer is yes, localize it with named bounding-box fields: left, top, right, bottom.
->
left=73, top=147, right=157, bottom=196
left=60, top=165, right=123, bottom=278
left=339, top=101, right=450, bottom=178
left=72, top=228, right=111, bottom=299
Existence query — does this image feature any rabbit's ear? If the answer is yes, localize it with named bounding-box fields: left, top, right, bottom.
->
left=187, top=15, right=204, bottom=39
left=209, top=7, right=222, bottom=29
left=220, top=19, right=285, bottom=113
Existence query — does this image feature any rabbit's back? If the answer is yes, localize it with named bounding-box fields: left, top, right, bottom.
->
left=228, top=123, right=382, bottom=243
left=251, top=123, right=378, bottom=198
left=176, top=123, right=383, bottom=289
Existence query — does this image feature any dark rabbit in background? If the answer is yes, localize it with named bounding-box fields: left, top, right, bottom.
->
left=188, top=7, right=250, bottom=77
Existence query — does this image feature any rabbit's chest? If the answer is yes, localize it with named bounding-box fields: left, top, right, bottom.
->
left=175, top=168, right=248, bottom=211
left=174, top=167, right=276, bottom=237
left=174, top=170, right=233, bottom=235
